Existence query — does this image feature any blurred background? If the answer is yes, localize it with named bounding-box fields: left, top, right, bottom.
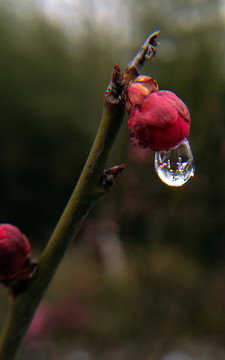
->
left=0, top=0, right=225, bottom=359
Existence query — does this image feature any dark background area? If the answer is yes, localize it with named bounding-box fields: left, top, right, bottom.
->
left=0, top=1, right=224, bottom=359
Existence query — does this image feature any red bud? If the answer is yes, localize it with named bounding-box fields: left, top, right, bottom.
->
left=0, top=224, right=31, bottom=282
left=126, top=76, right=191, bottom=151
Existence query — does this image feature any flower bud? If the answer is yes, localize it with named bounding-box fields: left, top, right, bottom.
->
left=0, top=224, right=31, bottom=282
left=126, top=75, right=158, bottom=114
left=126, top=76, right=191, bottom=151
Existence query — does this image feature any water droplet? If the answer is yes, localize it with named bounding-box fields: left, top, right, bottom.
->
left=154, top=138, right=195, bottom=187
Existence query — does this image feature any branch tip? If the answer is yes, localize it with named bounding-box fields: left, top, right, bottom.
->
left=124, top=30, right=160, bottom=84
left=148, top=30, right=160, bottom=48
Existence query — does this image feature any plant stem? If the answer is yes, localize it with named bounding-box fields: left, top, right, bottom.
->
left=0, top=66, right=125, bottom=360
left=0, top=31, right=159, bottom=360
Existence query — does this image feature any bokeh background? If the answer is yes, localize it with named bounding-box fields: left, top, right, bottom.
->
left=0, top=0, right=225, bottom=359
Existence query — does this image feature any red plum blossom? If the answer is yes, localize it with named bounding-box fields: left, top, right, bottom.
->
left=126, top=76, right=191, bottom=151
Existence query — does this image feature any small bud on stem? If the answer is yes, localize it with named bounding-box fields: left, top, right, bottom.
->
left=0, top=224, right=34, bottom=288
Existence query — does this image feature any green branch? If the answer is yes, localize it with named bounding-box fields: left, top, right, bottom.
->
left=0, top=31, right=159, bottom=360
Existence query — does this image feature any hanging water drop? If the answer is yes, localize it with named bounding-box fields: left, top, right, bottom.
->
left=154, top=138, right=195, bottom=187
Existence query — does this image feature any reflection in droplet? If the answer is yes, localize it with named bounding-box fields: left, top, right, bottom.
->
left=154, top=138, right=195, bottom=187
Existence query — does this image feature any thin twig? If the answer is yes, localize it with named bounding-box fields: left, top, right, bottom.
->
left=0, top=31, right=159, bottom=360
left=124, top=30, right=160, bottom=84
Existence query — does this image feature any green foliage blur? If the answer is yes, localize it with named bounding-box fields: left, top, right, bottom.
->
left=0, top=1, right=225, bottom=358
